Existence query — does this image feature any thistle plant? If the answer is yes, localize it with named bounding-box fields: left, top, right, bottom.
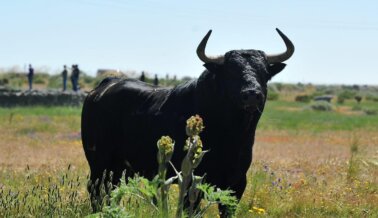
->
left=156, top=136, right=175, bottom=217
left=176, top=115, right=208, bottom=218
left=88, top=115, right=236, bottom=218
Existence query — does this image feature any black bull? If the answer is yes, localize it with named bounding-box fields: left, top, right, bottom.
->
left=81, top=28, right=294, bottom=214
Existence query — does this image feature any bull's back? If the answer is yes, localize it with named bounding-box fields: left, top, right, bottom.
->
left=81, top=77, right=171, bottom=172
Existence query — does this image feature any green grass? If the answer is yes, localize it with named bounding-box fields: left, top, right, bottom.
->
left=0, top=166, right=91, bottom=217
left=0, top=106, right=82, bottom=117
left=0, top=104, right=377, bottom=217
left=259, top=101, right=378, bottom=132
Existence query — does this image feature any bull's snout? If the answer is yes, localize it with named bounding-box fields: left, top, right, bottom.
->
left=241, top=89, right=263, bottom=111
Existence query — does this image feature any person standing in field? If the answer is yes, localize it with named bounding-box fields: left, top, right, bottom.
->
left=70, top=64, right=81, bottom=91
left=140, top=71, right=146, bottom=82
left=153, top=74, right=159, bottom=86
left=70, top=65, right=76, bottom=91
left=73, top=65, right=81, bottom=91
left=27, top=64, right=34, bottom=90
left=62, top=65, right=68, bottom=91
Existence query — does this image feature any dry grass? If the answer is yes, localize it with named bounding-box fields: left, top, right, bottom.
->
left=0, top=113, right=87, bottom=170
left=0, top=106, right=377, bottom=217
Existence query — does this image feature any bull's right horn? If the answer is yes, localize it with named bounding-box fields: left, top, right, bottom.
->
left=266, top=28, right=295, bottom=64
left=196, top=30, right=225, bottom=64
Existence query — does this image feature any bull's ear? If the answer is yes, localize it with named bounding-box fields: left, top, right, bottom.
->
left=204, top=63, right=220, bottom=73
left=267, top=63, right=286, bottom=80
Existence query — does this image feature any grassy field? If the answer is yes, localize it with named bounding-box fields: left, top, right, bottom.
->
left=0, top=100, right=377, bottom=217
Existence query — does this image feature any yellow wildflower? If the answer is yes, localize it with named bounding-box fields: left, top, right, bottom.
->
left=249, top=206, right=266, bottom=214
left=186, top=115, right=204, bottom=136
left=157, top=136, right=174, bottom=163
left=157, top=136, right=174, bottom=155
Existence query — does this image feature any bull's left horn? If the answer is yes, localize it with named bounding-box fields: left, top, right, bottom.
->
left=266, top=28, right=295, bottom=64
left=197, top=30, right=225, bottom=64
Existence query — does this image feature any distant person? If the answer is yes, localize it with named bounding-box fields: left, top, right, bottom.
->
left=62, top=65, right=68, bottom=91
left=140, top=71, right=146, bottom=82
left=153, top=74, right=159, bottom=86
left=27, top=64, right=34, bottom=90
left=74, top=65, right=81, bottom=91
left=71, top=64, right=80, bottom=91
left=70, top=65, right=76, bottom=91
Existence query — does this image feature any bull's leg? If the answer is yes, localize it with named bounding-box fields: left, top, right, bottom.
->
left=87, top=152, right=114, bottom=212
left=88, top=169, right=111, bottom=211
left=218, top=175, right=247, bottom=218
left=89, top=160, right=132, bottom=212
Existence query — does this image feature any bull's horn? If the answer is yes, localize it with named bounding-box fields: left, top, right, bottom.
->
left=266, top=28, right=295, bottom=64
left=197, top=30, right=225, bottom=64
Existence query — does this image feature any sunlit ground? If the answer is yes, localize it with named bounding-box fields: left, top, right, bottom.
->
left=0, top=102, right=377, bottom=217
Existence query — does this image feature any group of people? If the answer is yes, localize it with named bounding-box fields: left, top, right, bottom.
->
left=62, top=64, right=81, bottom=91
left=27, top=64, right=81, bottom=91
left=27, top=65, right=161, bottom=91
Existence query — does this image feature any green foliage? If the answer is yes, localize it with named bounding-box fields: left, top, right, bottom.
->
left=365, top=93, right=378, bottom=102
left=364, top=109, right=378, bottom=116
left=267, top=91, right=279, bottom=101
left=337, top=90, right=357, bottom=104
left=196, top=184, right=238, bottom=216
left=1, top=103, right=378, bottom=217
left=307, top=101, right=334, bottom=111
left=259, top=101, right=378, bottom=131
left=47, top=74, right=63, bottom=89
left=354, top=95, right=362, bottom=103
left=267, top=85, right=280, bottom=101
left=34, top=76, right=47, bottom=84
left=295, top=95, right=311, bottom=103
left=90, top=174, right=159, bottom=218
left=0, top=78, right=9, bottom=85
left=90, top=115, right=237, bottom=218
left=0, top=166, right=91, bottom=217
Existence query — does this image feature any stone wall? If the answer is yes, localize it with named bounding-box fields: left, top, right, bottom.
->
left=0, top=88, right=87, bottom=107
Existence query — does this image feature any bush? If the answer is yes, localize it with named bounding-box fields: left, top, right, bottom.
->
left=307, top=101, right=334, bottom=112
left=267, top=91, right=279, bottom=101
left=366, top=93, right=378, bottom=102
left=34, top=76, right=46, bottom=84
left=354, top=95, right=362, bottom=103
left=0, top=78, right=9, bottom=85
left=364, top=109, right=378, bottom=116
left=337, top=90, right=357, bottom=103
left=337, top=96, right=345, bottom=104
left=295, top=95, right=311, bottom=103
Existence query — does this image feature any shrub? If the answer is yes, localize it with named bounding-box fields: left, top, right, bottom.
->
left=307, top=101, right=334, bottom=112
left=337, top=96, right=345, bottom=104
left=364, top=109, right=378, bottom=116
left=365, top=93, right=378, bottom=102
left=337, top=90, right=357, bottom=103
left=34, top=77, right=46, bottom=84
left=267, top=91, right=279, bottom=101
left=0, top=78, right=9, bottom=85
left=295, top=95, right=311, bottom=103
left=354, top=95, right=362, bottom=103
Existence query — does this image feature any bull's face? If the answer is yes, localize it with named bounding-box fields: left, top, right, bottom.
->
left=204, top=50, right=287, bottom=112
left=197, top=29, right=294, bottom=113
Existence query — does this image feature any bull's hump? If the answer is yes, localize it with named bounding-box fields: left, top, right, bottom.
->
left=93, top=82, right=118, bottom=102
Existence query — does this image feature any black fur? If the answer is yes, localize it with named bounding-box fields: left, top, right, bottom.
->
left=82, top=49, right=287, bottom=215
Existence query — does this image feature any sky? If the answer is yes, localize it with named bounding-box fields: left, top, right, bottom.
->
left=0, top=0, right=377, bottom=85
